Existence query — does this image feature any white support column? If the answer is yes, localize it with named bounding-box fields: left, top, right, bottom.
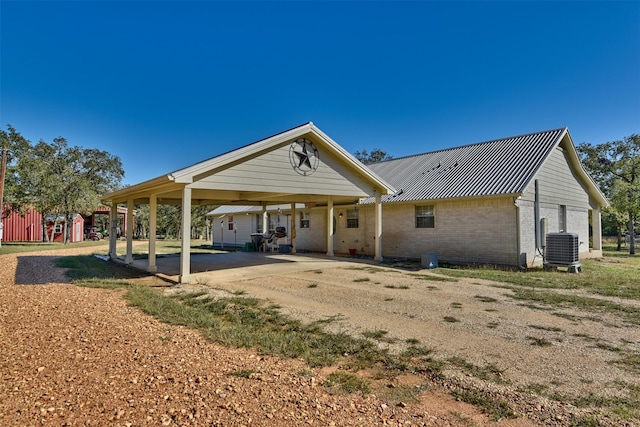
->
left=109, top=203, right=117, bottom=259
left=179, top=187, right=192, bottom=283
left=290, top=202, right=297, bottom=254
left=262, top=203, right=268, bottom=234
left=148, top=194, right=157, bottom=272
left=592, top=207, right=603, bottom=254
left=125, top=198, right=134, bottom=264
left=326, top=196, right=334, bottom=256
left=374, top=192, right=383, bottom=262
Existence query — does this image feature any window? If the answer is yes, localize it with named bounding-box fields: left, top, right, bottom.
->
left=300, top=212, right=310, bottom=229
left=415, top=205, right=435, bottom=228
left=346, top=209, right=359, bottom=228
left=54, top=223, right=63, bottom=234
left=227, top=215, right=234, bottom=231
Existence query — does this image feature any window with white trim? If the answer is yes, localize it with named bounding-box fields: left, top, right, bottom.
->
left=346, top=209, right=359, bottom=228
left=415, top=205, right=435, bottom=228
left=300, top=212, right=310, bottom=229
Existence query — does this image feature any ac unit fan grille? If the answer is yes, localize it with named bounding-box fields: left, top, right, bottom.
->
left=545, top=233, right=579, bottom=265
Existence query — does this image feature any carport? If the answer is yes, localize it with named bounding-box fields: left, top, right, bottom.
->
left=101, top=122, right=395, bottom=283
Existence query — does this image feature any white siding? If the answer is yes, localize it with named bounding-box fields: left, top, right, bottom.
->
left=193, top=143, right=374, bottom=197
left=522, top=147, right=590, bottom=208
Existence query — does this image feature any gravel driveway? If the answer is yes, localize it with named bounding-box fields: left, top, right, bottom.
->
left=1, top=245, right=638, bottom=426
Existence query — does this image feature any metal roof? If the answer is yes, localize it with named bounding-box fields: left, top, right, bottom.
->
left=363, top=128, right=568, bottom=204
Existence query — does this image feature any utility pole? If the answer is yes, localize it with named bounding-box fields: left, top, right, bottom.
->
left=0, top=146, right=7, bottom=247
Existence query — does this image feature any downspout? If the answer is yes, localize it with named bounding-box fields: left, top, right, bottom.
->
left=534, top=180, right=540, bottom=250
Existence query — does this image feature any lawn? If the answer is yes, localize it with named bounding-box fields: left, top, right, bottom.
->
left=0, top=238, right=222, bottom=256
left=437, top=245, right=640, bottom=300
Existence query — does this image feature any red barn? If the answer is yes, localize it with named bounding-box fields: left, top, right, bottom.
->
left=1, top=207, right=43, bottom=241
left=1, top=205, right=84, bottom=243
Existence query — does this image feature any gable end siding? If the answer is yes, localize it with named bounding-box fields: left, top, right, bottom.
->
left=522, top=147, right=590, bottom=208
left=192, top=143, right=374, bottom=196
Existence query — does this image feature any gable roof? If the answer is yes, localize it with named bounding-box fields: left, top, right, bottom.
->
left=102, top=122, right=395, bottom=206
left=364, top=128, right=608, bottom=207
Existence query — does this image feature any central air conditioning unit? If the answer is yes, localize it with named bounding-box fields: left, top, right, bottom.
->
left=544, top=232, right=581, bottom=272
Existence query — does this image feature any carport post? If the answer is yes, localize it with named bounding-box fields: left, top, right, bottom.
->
left=179, top=186, right=192, bottom=283
left=290, top=202, right=296, bottom=254
left=109, top=203, right=117, bottom=259
left=262, top=203, right=268, bottom=234
left=374, top=192, right=383, bottom=262
left=326, top=196, right=334, bottom=256
left=125, top=198, right=134, bottom=264
left=148, top=194, right=157, bottom=272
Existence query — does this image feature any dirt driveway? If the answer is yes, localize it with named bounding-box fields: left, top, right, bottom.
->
left=1, top=246, right=638, bottom=426
left=167, top=253, right=640, bottom=425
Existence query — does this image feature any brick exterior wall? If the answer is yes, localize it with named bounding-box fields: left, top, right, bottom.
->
left=295, top=198, right=520, bottom=266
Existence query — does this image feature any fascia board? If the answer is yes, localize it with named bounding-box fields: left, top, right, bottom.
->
left=561, top=131, right=609, bottom=208
left=100, top=175, right=178, bottom=204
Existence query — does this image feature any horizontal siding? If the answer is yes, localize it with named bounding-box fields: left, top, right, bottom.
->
left=195, top=144, right=373, bottom=196
left=521, top=147, right=590, bottom=208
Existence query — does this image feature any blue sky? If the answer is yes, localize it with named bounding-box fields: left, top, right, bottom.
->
left=1, top=1, right=639, bottom=186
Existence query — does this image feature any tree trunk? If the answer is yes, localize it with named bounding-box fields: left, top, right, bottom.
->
left=64, top=214, right=70, bottom=244
left=49, top=219, right=56, bottom=243
left=629, top=211, right=636, bottom=255
left=42, top=217, right=48, bottom=242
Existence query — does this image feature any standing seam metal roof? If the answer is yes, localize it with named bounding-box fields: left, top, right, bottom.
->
left=362, top=128, right=567, bottom=203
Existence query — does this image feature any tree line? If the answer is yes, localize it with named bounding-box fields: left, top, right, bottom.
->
left=0, top=125, right=219, bottom=243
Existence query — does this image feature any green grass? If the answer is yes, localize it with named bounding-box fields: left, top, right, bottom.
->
left=447, top=356, right=509, bottom=384
left=450, top=388, right=515, bottom=421
left=325, top=371, right=371, bottom=394
left=56, top=255, right=149, bottom=281
left=0, top=240, right=107, bottom=255
left=437, top=246, right=640, bottom=300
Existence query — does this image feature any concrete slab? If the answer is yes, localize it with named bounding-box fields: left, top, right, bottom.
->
left=129, top=252, right=374, bottom=284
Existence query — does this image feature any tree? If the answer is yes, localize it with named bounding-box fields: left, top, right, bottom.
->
left=0, top=125, right=31, bottom=220
left=11, top=134, right=124, bottom=243
left=354, top=148, right=393, bottom=165
left=578, top=134, right=640, bottom=254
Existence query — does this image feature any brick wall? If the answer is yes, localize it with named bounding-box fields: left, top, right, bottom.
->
left=297, top=198, right=520, bottom=265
